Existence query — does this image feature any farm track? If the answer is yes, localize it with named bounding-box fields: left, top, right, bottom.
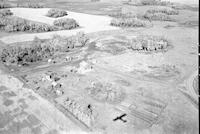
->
left=178, top=70, right=198, bottom=109
left=179, top=89, right=199, bottom=109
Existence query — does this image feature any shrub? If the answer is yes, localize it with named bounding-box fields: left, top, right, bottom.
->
left=0, top=9, right=13, bottom=17
left=140, top=0, right=159, bottom=5
left=28, top=22, right=58, bottom=32
left=53, top=18, right=79, bottom=30
left=127, top=35, right=169, bottom=51
left=46, top=9, right=68, bottom=18
left=0, top=16, right=58, bottom=32
left=126, top=0, right=172, bottom=6
left=144, top=12, right=174, bottom=21
left=75, top=31, right=89, bottom=47
left=0, top=44, right=55, bottom=65
left=146, top=8, right=179, bottom=15
left=110, top=18, right=146, bottom=27
left=0, top=31, right=89, bottom=66
left=108, top=12, right=136, bottom=18
left=46, top=31, right=89, bottom=51
left=44, top=35, right=75, bottom=51
left=16, top=2, right=44, bottom=8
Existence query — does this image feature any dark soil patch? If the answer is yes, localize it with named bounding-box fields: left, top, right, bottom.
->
left=3, top=99, right=13, bottom=106
left=0, top=112, right=14, bottom=129
left=31, top=125, right=42, bottom=134
left=18, top=98, right=29, bottom=109
left=0, top=86, right=8, bottom=92
left=27, top=114, right=41, bottom=126
left=28, top=95, right=38, bottom=101
left=2, top=91, right=17, bottom=98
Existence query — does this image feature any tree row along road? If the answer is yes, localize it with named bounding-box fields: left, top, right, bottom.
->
left=0, top=8, right=119, bottom=44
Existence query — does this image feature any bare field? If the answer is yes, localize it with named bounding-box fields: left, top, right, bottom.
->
left=0, top=1, right=199, bottom=134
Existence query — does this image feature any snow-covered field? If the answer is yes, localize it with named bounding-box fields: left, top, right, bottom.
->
left=0, top=8, right=119, bottom=44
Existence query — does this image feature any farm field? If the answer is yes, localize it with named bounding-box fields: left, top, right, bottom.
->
left=0, top=0, right=199, bottom=134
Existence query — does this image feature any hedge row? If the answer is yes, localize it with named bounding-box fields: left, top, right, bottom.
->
left=146, top=8, right=179, bottom=15
left=108, top=12, right=136, bottom=18
left=110, top=18, right=146, bottom=27
left=144, top=12, right=174, bottom=21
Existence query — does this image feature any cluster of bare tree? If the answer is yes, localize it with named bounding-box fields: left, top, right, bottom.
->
left=128, top=35, right=169, bottom=51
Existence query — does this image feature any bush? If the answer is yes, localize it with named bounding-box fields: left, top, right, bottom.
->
left=0, top=9, right=13, bottom=17
left=146, top=8, right=179, bottom=15
left=53, top=18, right=79, bottom=30
left=0, top=44, right=55, bottom=65
left=140, top=0, right=171, bottom=6
left=144, top=12, right=174, bottom=21
left=108, top=12, right=136, bottom=18
left=0, top=31, right=89, bottom=66
left=110, top=18, right=146, bottom=27
left=46, top=9, right=68, bottom=18
left=126, top=0, right=172, bottom=6
left=0, top=16, right=58, bottom=32
left=140, top=0, right=158, bottom=5
left=127, top=35, right=169, bottom=51
left=46, top=32, right=89, bottom=51
left=45, top=35, right=75, bottom=51
left=75, top=31, right=89, bottom=47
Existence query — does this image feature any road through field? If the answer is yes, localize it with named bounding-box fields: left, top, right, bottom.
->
left=0, top=8, right=119, bottom=44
